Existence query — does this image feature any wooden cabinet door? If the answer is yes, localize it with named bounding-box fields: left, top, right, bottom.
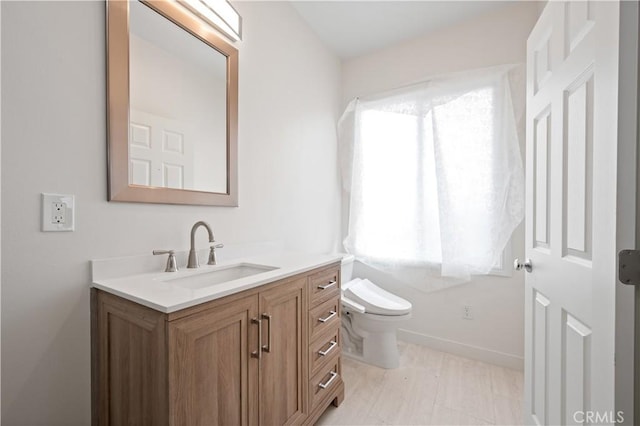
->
left=93, top=291, right=168, bottom=426
left=168, top=295, right=259, bottom=426
left=258, top=278, right=308, bottom=426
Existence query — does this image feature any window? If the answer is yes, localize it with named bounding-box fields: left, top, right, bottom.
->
left=356, top=108, right=441, bottom=264
left=340, top=67, right=524, bottom=280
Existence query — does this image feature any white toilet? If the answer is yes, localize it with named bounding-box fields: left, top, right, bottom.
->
left=340, top=254, right=412, bottom=369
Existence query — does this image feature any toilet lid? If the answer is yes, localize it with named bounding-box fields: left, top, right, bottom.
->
left=343, top=279, right=412, bottom=316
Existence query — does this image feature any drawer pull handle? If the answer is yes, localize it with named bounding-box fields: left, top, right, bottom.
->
left=318, top=340, right=337, bottom=357
left=318, top=371, right=338, bottom=389
left=318, top=280, right=337, bottom=290
left=251, top=318, right=262, bottom=359
left=318, top=310, right=337, bottom=323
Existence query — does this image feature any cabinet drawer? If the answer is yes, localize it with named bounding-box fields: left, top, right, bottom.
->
left=309, top=267, right=340, bottom=304
left=309, top=355, right=341, bottom=410
left=310, top=326, right=340, bottom=377
left=309, top=297, right=340, bottom=340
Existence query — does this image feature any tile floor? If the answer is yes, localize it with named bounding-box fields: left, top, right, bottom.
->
left=316, top=341, right=523, bottom=425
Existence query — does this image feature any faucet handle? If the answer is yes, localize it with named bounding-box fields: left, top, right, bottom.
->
left=153, top=250, right=178, bottom=272
left=207, top=243, right=224, bottom=265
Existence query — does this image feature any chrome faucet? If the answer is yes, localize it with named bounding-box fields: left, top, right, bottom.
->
left=187, top=221, right=221, bottom=268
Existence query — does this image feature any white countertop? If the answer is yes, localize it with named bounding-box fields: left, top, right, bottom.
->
left=91, top=251, right=342, bottom=313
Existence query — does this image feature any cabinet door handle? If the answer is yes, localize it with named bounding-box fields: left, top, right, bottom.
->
left=318, top=310, right=337, bottom=323
left=318, top=340, right=337, bottom=357
left=261, top=313, right=272, bottom=353
left=318, top=371, right=338, bottom=389
left=251, top=318, right=262, bottom=359
left=318, top=280, right=337, bottom=290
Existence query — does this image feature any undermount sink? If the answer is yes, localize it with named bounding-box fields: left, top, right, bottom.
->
left=164, top=263, right=279, bottom=290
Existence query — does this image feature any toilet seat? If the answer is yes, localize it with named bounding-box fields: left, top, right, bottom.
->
left=342, top=278, right=412, bottom=316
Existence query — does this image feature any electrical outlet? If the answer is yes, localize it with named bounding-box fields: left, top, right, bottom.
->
left=463, top=305, right=473, bottom=320
left=42, top=193, right=75, bottom=232
left=52, top=202, right=66, bottom=224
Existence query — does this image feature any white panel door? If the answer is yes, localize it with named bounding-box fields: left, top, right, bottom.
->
left=524, top=2, right=623, bottom=425
left=129, top=109, right=194, bottom=189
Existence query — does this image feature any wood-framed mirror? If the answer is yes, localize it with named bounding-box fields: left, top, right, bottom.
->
left=107, top=0, right=238, bottom=206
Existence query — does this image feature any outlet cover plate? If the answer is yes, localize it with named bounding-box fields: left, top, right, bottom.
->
left=42, top=193, right=75, bottom=232
left=463, top=305, right=473, bottom=320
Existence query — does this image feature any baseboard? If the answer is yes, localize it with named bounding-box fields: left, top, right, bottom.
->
left=397, top=328, right=524, bottom=371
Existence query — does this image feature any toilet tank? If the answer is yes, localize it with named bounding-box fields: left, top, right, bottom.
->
left=341, top=254, right=355, bottom=282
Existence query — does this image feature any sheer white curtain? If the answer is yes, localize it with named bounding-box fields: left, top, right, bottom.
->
left=339, top=65, right=524, bottom=285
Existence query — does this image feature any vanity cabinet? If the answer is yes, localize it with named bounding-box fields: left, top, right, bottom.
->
left=91, top=262, right=343, bottom=426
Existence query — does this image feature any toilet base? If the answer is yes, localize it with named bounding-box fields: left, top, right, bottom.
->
left=341, top=338, right=401, bottom=369
left=361, top=327, right=401, bottom=369
left=341, top=311, right=410, bottom=369
left=340, top=347, right=367, bottom=364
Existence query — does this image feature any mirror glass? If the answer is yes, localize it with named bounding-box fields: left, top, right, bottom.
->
left=129, top=1, right=227, bottom=193
left=107, top=0, right=238, bottom=206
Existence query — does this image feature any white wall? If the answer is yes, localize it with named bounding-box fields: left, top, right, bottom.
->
left=0, top=1, right=340, bottom=424
left=342, top=2, right=540, bottom=369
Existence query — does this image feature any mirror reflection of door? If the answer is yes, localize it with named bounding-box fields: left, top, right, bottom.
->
left=129, top=109, right=194, bottom=189
left=128, top=0, right=228, bottom=193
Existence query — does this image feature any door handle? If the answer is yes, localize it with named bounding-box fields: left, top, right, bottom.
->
left=261, top=313, right=272, bottom=353
left=251, top=318, right=262, bottom=359
left=514, top=258, right=533, bottom=273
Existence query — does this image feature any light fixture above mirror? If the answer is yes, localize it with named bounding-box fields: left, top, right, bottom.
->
left=178, top=0, right=242, bottom=42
